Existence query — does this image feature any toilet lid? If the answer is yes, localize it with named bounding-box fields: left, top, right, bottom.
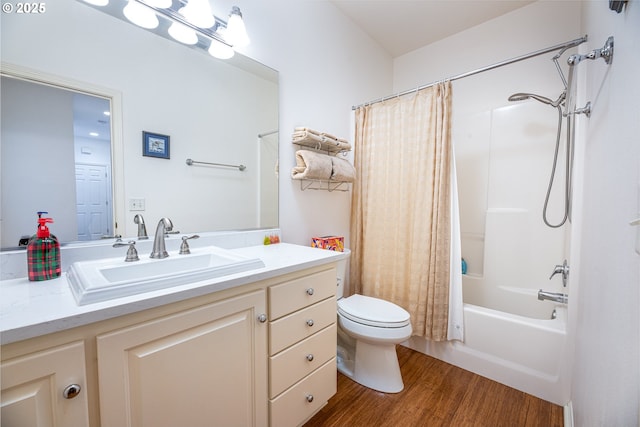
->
left=338, top=294, right=410, bottom=328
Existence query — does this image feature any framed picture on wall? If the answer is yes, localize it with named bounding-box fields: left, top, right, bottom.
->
left=142, top=131, right=170, bottom=159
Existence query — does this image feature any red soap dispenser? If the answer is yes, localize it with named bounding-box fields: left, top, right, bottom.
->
left=27, top=211, right=61, bottom=281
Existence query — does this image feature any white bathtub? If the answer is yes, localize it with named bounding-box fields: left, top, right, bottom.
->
left=406, top=278, right=568, bottom=405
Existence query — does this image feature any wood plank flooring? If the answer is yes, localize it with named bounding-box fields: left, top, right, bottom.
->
left=304, top=345, right=563, bottom=427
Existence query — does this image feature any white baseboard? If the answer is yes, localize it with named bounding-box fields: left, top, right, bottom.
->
left=564, top=401, right=574, bottom=427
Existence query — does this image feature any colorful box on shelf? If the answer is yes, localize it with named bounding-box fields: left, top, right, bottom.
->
left=311, top=235, right=344, bottom=252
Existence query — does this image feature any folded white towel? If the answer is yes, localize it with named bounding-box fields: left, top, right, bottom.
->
left=331, top=156, right=356, bottom=182
left=291, top=150, right=333, bottom=180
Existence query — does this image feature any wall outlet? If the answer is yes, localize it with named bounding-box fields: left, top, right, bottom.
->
left=129, top=198, right=145, bottom=211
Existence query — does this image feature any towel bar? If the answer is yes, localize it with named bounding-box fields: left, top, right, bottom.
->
left=186, top=158, right=246, bottom=171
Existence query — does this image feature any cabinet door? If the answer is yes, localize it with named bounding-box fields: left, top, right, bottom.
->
left=97, top=290, right=267, bottom=427
left=1, top=341, right=89, bottom=427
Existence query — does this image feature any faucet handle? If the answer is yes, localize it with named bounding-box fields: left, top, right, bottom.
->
left=113, top=240, right=140, bottom=262
left=179, top=235, right=200, bottom=255
left=549, top=259, right=569, bottom=286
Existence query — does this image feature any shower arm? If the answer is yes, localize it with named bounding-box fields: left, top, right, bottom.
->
left=567, top=36, right=614, bottom=66
left=564, top=36, right=614, bottom=118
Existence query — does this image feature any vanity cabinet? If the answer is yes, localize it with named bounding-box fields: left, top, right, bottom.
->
left=0, top=341, right=90, bottom=427
left=0, top=262, right=339, bottom=427
left=268, top=268, right=338, bottom=427
left=97, top=289, right=268, bottom=427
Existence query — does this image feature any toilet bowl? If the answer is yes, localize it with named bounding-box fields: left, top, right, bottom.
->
left=335, top=254, right=412, bottom=393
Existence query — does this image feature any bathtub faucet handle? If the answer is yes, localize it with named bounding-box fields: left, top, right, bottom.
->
left=549, top=259, right=569, bottom=286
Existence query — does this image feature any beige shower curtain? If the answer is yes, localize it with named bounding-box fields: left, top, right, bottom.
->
left=350, top=82, right=452, bottom=340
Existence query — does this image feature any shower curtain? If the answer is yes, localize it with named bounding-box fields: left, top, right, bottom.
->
left=350, top=81, right=463, bottom=341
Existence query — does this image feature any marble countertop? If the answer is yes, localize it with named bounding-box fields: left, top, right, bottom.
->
left=0, top=243, right=348, bottom=345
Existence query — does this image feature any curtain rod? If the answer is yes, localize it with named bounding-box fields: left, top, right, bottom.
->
left=352, top=35, right=588, bottom=110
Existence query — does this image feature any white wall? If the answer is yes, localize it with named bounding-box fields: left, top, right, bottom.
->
left=570, top=1, right=640, bottom=424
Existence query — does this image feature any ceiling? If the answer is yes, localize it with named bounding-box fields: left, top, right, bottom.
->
left=329, top=0, right=536, bottom=57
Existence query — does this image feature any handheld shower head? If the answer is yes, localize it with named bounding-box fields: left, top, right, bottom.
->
left=508, top=91, right=565, bottom=108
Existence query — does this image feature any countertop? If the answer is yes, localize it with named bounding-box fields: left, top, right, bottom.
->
left=0, top=243, right=348, bottom=345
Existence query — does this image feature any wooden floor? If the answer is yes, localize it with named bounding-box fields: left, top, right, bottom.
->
left=304, top=345, right=563, bottom=427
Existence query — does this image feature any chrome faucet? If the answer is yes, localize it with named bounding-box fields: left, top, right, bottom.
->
left=150, top=217, right=173, bottom=259
left=134, top=214, right=148, bottom=240
left=538, top=290, right=568, bottom=304
left=549, top=259, right=569, bottom=287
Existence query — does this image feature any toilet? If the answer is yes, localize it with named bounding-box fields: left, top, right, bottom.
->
left=335, top=254, right=412, bottom=393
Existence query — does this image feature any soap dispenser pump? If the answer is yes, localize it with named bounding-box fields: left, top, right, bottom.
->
left=27, top=211, right=61, bottom=281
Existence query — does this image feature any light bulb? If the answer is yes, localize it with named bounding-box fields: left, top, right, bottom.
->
left=168, top=21, right=198, bottom=45
left=208, top=39, right=234, bottom=59
left=123, top=0, right=159, bottom=29
left=181, top=0, right=215, bottom=29
left=225, top=6, right=249, bottom=47
left=83, top=0, right=109, bottom=6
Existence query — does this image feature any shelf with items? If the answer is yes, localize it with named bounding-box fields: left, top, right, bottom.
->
left=297, top=179, right=350, bottom=192
left=291, top=127, right=354, bottom=192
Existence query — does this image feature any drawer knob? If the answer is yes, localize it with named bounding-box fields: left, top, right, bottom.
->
left=306, top=288, right=314, bottom=296
left=257, top=314, right=267, bottom=323
left=306, top=394, right=314, bottom=403
left=306, top=319, right=314, bottom=327
left=306, top=353, right=314, bottom=362
left=63, top=384, right=81, bottom=399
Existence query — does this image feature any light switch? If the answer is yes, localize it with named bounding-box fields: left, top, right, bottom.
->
left=129, top=198, right=145, bottom=211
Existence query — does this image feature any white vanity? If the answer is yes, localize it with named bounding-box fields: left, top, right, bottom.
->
left=0, top=231, right=347, bottom=427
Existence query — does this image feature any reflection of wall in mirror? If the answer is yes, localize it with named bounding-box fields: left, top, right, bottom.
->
left=1, top=77, right=78, bottom=248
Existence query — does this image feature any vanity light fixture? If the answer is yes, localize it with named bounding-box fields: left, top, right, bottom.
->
left=89, top=0, right=251, bottom=60
left=123, top=0, right=159, bottom=29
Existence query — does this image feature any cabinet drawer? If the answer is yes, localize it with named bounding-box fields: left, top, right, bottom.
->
left=270, top=323, right=336, bottom=398
left=269, top=358, right=336, bottom=427
left=269, top=297, right=336, bottom=355
left=269, top=268, right=336, bottom=320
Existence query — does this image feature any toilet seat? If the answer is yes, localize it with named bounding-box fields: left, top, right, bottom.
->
left=338, top=294, right=410, bottom=328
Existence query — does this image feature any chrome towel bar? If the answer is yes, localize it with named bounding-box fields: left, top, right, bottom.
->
left=186, top=158, right=246, bottom=171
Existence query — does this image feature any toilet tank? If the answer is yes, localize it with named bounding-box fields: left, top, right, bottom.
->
left=336, top=249, right=350, bottom=299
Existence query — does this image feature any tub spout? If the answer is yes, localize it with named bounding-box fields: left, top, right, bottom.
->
left=538, top=289, right=568, bottom=304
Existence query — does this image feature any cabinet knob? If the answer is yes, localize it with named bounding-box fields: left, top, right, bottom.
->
left=306, top=288, right=314, bottom=296
left=306, top=394, right=314, bottom=403
left=306, top=354, right=314, bottom=362
left=306, top=319, right=314, bottom=327
left=63, top=384, right=81, bottom=399
left=257, top=314, right=267, bottom=323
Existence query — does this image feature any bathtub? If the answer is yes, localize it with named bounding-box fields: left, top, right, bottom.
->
left=406, top=276, right=568, bottom=405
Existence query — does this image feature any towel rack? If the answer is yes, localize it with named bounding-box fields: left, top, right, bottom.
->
left=298, top=179, right=350, bottom=192
left=186, top=158, right=246, bottom=171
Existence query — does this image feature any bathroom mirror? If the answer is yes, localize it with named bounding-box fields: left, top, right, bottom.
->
left=0, top=0, right=279, bottom=250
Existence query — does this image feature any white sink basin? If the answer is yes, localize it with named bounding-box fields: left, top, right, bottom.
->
left=67, top=246, right=265, bottom=305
